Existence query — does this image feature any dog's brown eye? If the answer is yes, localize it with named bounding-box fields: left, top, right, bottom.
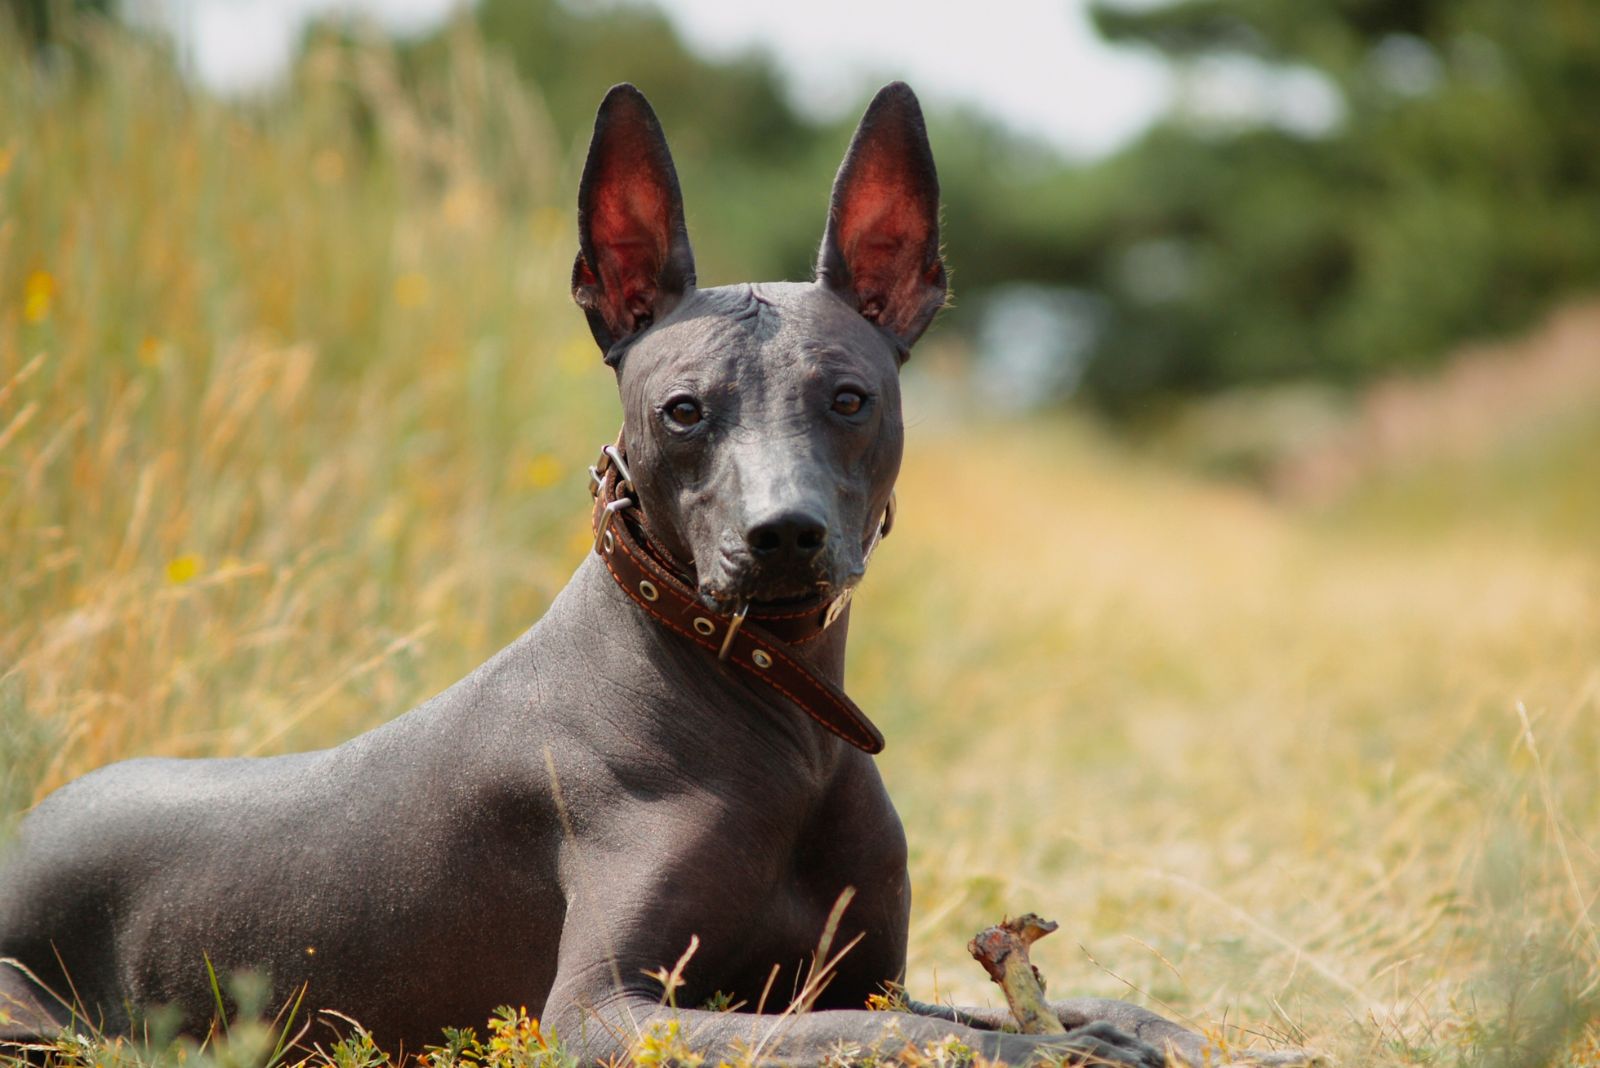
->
left=666, top=398, right=702, bottom=427
left=832, top=390, right=864, bottom=416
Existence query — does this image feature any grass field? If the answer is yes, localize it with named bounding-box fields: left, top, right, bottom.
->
left=2, top=21, right=1597, bottom=1068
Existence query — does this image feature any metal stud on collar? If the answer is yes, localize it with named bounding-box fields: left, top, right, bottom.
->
left=692, top=616, right=716, bottom=637
left=590, top=439, right=637, bottom=552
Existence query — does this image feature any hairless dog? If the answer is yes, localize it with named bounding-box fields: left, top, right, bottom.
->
left=1, top=83, right=1314, bottom=1067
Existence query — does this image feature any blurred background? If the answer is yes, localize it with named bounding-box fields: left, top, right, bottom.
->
left=1, top=1, right=1597, bottom=1066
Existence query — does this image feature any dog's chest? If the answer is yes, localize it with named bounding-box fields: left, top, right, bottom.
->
left=675, top=771, right=910, bottom=1008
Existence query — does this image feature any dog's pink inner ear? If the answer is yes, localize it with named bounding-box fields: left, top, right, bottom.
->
left=835, top=162, right=941, bottom=334
left=590, top=177, right=670, bottom=330
left=822, top=86, right=946, bottom=348
left=583, top=139, right=677, bottom=334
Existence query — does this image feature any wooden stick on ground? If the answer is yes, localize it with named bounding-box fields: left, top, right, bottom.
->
left=967, top=914, right=1067, bottom=1035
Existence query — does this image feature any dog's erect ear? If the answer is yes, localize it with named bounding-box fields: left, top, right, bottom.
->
left=817, top=82, right=947, bottom=351
left=573, top=84, right=696, bottom=358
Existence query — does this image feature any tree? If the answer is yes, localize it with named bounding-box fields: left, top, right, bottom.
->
left=1050, top=0, right=1600, bottom=406
left=4, top=0, right=115, bottom=51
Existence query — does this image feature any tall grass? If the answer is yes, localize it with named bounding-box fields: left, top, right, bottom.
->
left=862, top=422, right=1599, bottom=1065
left=1, top=18, right=611, bottom=810
left=2, top=18, right=1597, bottom=1068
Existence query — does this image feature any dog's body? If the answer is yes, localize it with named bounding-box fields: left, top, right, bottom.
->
left=0, top=544, right=904, bottom=1054
left=1, top=84, right=1310, bottom=1067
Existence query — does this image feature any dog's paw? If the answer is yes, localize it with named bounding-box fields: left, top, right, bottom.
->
left=1043, top=1021, right=1168, bottom=1067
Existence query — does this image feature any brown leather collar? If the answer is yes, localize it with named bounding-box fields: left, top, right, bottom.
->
left=588, top=442, right=887, bottom=754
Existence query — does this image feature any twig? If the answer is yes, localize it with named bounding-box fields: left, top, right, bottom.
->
left=967, top=914, right=1067, bottom=1035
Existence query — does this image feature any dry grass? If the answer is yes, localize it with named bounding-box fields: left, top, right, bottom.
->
left=865, top=419, right=1599, bottom=1064
left=1, top=20, right=612, bottom=808
left=3, top=19, right=1598, bottom=1068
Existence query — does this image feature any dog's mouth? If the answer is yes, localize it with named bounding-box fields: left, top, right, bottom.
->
left=696, top=558, right=859, bottom=616
left=697, top=578, right=835, bottom=616
left=748, top=591, right=825, bottom=609
left=689, top=531, right=870, bottom=618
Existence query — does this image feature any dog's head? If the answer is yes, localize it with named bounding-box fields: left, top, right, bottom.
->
left=572, top=83, right=946, bottom=612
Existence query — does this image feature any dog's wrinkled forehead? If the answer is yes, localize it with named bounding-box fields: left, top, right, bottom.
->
left=616, top=282, right=901, bottom=399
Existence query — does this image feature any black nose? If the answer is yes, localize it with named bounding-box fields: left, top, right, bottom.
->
left=746, top=511, right=827, bottom=562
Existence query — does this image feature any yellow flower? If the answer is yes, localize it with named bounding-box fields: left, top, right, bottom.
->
left=23, top=270, right=54, bottom=324
left=524, top=453, right=562, bottom=489
left=137, top=336, right=162, bottom=367
left=165, top=554, right=203, bottom=584
left=394, top=271, right=430, bottom=310
left=631, top=1020, right=702, bottom=1068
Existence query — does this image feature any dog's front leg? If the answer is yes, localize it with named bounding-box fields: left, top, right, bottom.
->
left=542, top=986, right=1169, bottom=1068
left=539, top=878, right=1165, bottom=1066
left=906, top=998, right=1320, bottom=1066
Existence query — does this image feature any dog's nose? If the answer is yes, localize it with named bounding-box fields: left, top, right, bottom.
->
left=746, top=511, right=827, bottom=562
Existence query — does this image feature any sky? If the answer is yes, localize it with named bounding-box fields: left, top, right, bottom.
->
left=141, top=0, right=1178, bottom=159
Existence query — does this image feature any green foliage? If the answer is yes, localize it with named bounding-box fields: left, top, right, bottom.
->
left=626, top=1019, right=703, bottom=1068
left=1066, top=0, right=1600, bottom=406
left=698, top=990, right=740, bottom=1013
left=418, top=1006, right=577, bottom=1068
left=321, top=1028, right=389, bottom=1068
left=0, top=1003, right=578, bottom=1068
left=2, top=0, right=113, bottom=51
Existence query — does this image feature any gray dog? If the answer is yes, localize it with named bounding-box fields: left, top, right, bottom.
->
left=1, top=83, right=1312, bottom=1067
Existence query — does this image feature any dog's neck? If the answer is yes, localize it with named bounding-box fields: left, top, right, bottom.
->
left=557, top=552, right=855, bottom=768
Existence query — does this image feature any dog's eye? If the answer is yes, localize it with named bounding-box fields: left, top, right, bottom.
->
left=832, top=390, right=864, bottom=416
left=665, top=398, right=703, bottom=427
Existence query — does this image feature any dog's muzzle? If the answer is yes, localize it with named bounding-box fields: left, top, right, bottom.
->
left=586, top=438, right=889, bottom=754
